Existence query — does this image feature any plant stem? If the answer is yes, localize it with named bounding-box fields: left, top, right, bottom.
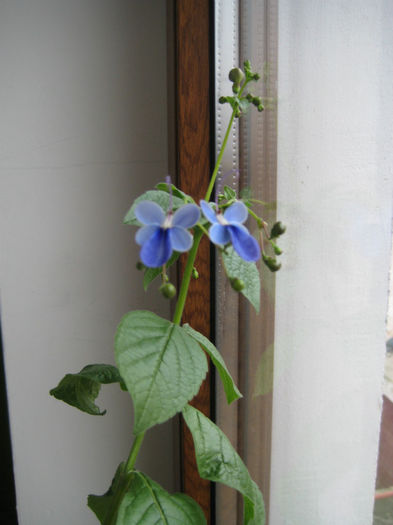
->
left=205, top=112, right=235, bottom=202
left=103, top=432, right=145, bottom=525
left=173, top=106, right=237, bottom=326
left=172, top=230, right=203, bottom=325
left=103, top=90, right=239, bottom=524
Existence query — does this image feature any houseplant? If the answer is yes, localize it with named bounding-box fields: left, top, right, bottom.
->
left=50, top=61, right=285, bottom=525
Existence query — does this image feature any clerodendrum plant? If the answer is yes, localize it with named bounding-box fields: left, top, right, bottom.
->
left=50, top=62, right=285, bottom=525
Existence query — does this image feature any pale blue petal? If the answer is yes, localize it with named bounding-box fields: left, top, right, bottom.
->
left=209, top=223, right=230, bottom=245
left=169, top=226, right=193, bottom=252
left=140, top=228, right=172, bottom=267
left=134, top=201, right=165, bottom=226
left=172, top=203, right=200, bottom=228
left=135, top=225, right=159, bottom=246
left=200, top=200, right=218, bottom=224
left=228, top=224, right=261, bottom=262
left=224, top=201, right=248, bottom=224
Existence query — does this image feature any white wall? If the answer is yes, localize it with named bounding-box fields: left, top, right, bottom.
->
left=0, top=2, right=174, bottom=524
left=271, top=1, right=393, bottom=524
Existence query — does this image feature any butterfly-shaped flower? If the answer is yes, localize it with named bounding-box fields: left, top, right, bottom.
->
left=135, top=201, right=200, bottom=267
left=200, top=200, right=260, bottom=262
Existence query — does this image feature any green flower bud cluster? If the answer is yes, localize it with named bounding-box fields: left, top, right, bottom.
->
left=262, top=254, right=281, bottom=272
left=218, top=61, right=263, bottom=118
left=262, top=221, right=286, bottom=272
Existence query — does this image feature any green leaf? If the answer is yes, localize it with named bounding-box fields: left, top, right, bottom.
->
left=155, top=182, right=192, bottom=202
left=182, top=323, right=242, bottom=404
left=88, top=463, right=125, bottom=523
left=222, top=246, right=261, bottom=313
left=123, top=190, right=185, bottom=226
left=50, top=364, right=124, bottom=415
left=114, top=311, right=208, bottom=434
left=182, top=405, right=265, bottom=525
left=143, top=252, right=180, bottom=291
left=117, top=471, right=206, bottom=524
left=223, top=185, right=237, bottom=201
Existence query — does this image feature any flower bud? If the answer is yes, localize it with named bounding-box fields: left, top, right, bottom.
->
left=159, top=282, right=176, bottom=299
left=246, top=93, right=254, bottom=102
left=192, top=267, right=199, bottom=279
left=230, top=277, right=245, bottom=292
left=252, top=96, right=262, bottom=106
left=229, top=67, right=245, bottom=84
left=136, top=261, right=145, bottom=271
left=270, top=221, right=286, bottom=238
left=271, top=242, right=283, bottom=255
left=257, top=104, right=264, bottom=112
left=253, top=72, right=261, bottom=81
left=219, top=96, right=227, bottom=104
left=263, top=255, right=281, bottom=272
left=232, top=83, right=240, bottom=94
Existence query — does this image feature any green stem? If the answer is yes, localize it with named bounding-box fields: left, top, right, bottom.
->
left=172, top=230, right=203, bottom=325
left=205, top=78, right=250, bottom=202
left=173, top=104, right=239, bottom=325
left=205, top=112, right=235, bottom=202
left=103, top=86, right=241, bottom=524
left=103, top=432, right=145, bottom=525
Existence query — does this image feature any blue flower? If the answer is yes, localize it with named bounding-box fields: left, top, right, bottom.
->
left=200, top=200, right=260, bottom=262
left=135, top=201, right=200, bottom=267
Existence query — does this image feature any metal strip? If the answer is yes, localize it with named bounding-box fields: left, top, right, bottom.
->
left=215, top=1, right=279, bottom=523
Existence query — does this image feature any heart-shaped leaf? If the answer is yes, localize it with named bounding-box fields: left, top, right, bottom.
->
left=117, top=471, right=206, bottom=524
left=50, top=364, right=124, bottom=415
left=115, top=311, right=208, bottom=434
left=182, top=404, right=265, bottom=525
left=182, top=323, right=242, bottom=404
left=222, top=246, right=261, bottom=313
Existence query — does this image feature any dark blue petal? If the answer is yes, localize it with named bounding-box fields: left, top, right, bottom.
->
left=224, top=201, right=248, bottom=224
left=228, top=224, right=261, bottom=262
left=134, top=201, right=165, bottom=226
left=135, top=225, right=159, bottom=246
left=172, top=204, right=200, bottom=228
left=140, top=228, right=172, bottom=267
left=200, top=200, right=218, bottom=224
left=209, top=223, right=230, bottom=245
left=168, top=226, right=193, bottom=252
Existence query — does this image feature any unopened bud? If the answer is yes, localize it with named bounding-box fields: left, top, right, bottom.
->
left=263, top=255, right=281, bottom=272
left=253, top=96, right=262, bottom=106
left=257, top=104, right=264, bottom=112
left=253, top=73, right=261, bottom=81
left=192, top=267, right=199, bottom=279
left=219, top=96, right=227, bottom=104
left=246, top=93, right=254, bottom=102
left=159, top=282, right=176, bottom=299
left=230, top=277, right=245, bottom=292
left=232, top=83, right=240, bottom=94
left=271, top=242, right=283, bottom=255
left=136, top=261, right=144, bottom=271
left=229, top=67, right=245, bottom=84
left=270, top=221, right=286, bottom=238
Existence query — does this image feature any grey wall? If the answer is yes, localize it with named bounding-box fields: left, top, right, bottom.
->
left=0, top=2, right=174, bottom=524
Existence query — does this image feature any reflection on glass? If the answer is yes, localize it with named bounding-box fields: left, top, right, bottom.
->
left=374, top=233, right=393, bottom=524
